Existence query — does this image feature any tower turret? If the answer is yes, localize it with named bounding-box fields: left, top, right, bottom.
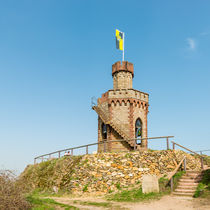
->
left=112, top=61, right=134, bottom=89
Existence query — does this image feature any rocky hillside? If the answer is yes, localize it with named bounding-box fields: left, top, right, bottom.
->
left=20, top=150, right=202, bottom=194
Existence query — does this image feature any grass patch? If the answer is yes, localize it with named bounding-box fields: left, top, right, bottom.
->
left=29, top=188, right=69, bottom=198
left=203, top=156, right=210, bottom=167
left=106, top=172, right=186, bottom=203
left=74, top=200, right=112, bottom=207
left=159, top=176, right=170, bottom=193
left=194, top=169, right=210, bottom=198
left=106, top=187, right=164, bottom=202
left=173, top=171, right=186, bottom=190
left=27, top=195, right=78, bottom=210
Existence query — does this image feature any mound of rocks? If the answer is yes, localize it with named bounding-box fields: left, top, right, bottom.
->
left=20, top=150, right=201, bottom=194
left=69, top=150, right=201, bottom=193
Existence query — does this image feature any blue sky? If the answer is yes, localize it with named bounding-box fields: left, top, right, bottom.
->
left=0, top=0, right=210, bottom=173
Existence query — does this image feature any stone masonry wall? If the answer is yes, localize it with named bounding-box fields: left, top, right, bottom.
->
left=113, top=71, right=133, bottom=89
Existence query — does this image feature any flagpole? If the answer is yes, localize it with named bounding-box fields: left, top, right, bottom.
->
left=122, top=32, right=125, bottom=61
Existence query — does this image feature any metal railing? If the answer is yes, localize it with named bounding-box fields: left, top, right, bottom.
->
left=34, top=136, right=174, bottom=164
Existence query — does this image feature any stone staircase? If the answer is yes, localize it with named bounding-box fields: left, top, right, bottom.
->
left=173, top=170, right=203, bottom=197
left=92, top=105, right=137, bottom=150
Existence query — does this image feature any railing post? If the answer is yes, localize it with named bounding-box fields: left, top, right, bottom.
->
left=58, top=152, right=60, bottom=158
left=34, top=158, right=36, bottom=165
left=170, top=178, right=173, bottom=192
left=184, top=158, right=186, bottom=171
left=133, top=139, right=136, bottom=150
left=49, top=154, right=51, bottom=160
left=173, top=142, right=175, bottom=150
left=201, top=157, right=204, bottom=170
left=104, top=141, right=106, bottom=152
left=166, top=137, right=169, bottom=150
left=86, top=145, right=88, bottom=154
left=71, top=149, right=73, bottom=156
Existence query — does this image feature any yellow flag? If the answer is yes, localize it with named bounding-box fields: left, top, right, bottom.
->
left=116, top=29, right=124, bottom=51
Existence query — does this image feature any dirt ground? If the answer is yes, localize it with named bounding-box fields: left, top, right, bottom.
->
left=51, top=195, right=210, bottom=210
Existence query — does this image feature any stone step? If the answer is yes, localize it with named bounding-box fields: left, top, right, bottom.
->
left=186, top=171, right=201, bottom=175
left=185, top=172, right=202, bottom=175
left=186, top=173, right=201, bottom=176
left=178, top=182, right=198, bottom=186
left=175, top=189, right=195, bottom=193
left=179, top=179, right=200, bottom=183
left=173, top=192, right=194, bottom=197
left=181, top=176, right=202, bottom=180
left=186, top=170, right=201, bottom=173
left=177, top=185, right=197, bottom=189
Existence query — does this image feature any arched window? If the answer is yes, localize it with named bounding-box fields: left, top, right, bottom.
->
left=135, top=118, right=142, bottom=139
left=101, top=123, right=107, bottom=140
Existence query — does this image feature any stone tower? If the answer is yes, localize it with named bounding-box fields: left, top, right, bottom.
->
left=92, top=61, right=149, bottom=152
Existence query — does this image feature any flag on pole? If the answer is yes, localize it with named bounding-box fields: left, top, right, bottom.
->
left=116, top=29, right=124, bottom=51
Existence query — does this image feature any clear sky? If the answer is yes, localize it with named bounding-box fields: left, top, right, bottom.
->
left=0, top=0, right=210, bottom=173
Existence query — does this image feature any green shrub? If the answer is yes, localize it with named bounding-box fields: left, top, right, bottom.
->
left=194, top=183, right=206, bottom=198
left=116, top=182, right=121, bottom=190
left=194, top=169, right=210, bottom=198
left=159, top=177, right=170, bottom=193
left=82, top=184, right=88, bottom=192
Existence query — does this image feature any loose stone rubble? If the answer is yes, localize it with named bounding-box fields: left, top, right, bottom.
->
left=21, top=150, right=202, bottom=194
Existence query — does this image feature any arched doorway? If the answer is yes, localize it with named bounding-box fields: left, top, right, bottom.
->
left=135, top=118, right=142, bottom=145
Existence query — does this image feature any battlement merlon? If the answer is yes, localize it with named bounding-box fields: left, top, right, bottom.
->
left=112, top=61, right=134, bottom=78
left=98, top=89, right=149, bottom=104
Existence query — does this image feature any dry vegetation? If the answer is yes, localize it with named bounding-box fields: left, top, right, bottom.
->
left=0, top=170, right=31, bottom=210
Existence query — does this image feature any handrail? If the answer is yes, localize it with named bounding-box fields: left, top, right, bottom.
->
left=167, top=156, right=186, bottom=192
left=171, top=141, right=200, bottom=156
left=195, top=149, right=210, bottom=155
left=167, top=156, right=186, bottom=181
left=93, top=102, right=129, bottom=137
left=171, top=141, right=204, bottom=169
left=34, top=136, right=174, bottom=164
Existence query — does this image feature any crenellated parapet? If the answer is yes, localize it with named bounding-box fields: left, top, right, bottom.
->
left=112, top=61, right=134, bottom=77
left=99, top=89, right=149, bottom=105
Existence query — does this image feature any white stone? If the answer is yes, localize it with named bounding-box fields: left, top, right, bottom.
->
left=52, top=186, right=58, bottom=193
left=142, top=175, right=159, bottom=194
left=112, top=172, right=117, bottom=176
